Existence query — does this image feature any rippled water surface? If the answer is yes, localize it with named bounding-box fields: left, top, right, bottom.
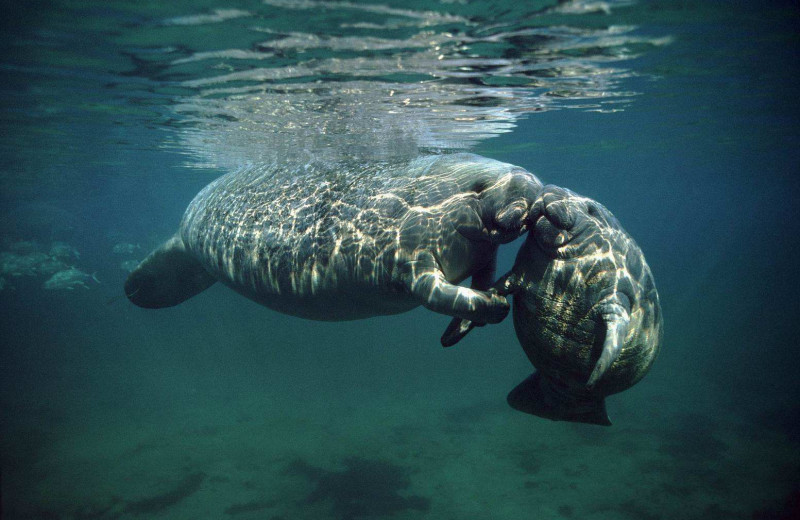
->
left=2, top=0, right=668, bottom=171
left=1, top=1, right=799, bottom=519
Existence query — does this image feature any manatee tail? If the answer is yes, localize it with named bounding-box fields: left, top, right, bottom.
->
left=124, top=236, right=216, bottom=308
left=507, top=371, right=611, bottom=426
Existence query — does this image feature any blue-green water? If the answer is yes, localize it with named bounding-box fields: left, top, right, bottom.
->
left=1, top=1, right=799, bottom=519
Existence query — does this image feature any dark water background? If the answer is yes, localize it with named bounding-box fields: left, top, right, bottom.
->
left=1, top=1, right=799, bottom=519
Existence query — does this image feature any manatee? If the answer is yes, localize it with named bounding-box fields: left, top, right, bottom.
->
left=444, top=185, right=662, bottom=425
left=125, top=154, right=543, bottom=326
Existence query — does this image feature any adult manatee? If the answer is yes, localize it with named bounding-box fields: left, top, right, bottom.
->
left=125, top=154, right=543, bottom=326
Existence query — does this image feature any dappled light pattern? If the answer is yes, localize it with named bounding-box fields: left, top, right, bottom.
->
left=504, top=185, right=662, bottom=423
left=135, top=154, right=542, bottom=321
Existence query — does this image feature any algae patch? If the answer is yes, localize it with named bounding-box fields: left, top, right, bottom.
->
left=285, top=457, right=429, bottom=519
left=124, top=471, right=206, bottom=515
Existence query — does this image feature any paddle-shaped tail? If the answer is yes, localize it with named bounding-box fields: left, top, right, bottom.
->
left=124, top=236, right=216, bottom=308
left=507, top=371, right=611, bottom=426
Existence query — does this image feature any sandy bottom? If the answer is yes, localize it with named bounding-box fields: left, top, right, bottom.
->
left=1, top=292, right=798, bottom=520
left=4, top=382, right=798, bottom=519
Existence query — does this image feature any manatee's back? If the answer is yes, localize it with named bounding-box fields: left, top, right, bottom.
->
left=618, top=235, right=663, bottom=389
left=127, top=162, right=390, bottom=309
left=180, top=155, right=524, bottom=298
left=180, top=162, right=393, bottom=300
left=569, top=200, right=663, bottom=392
left=126, top=154, right=530, bottom=311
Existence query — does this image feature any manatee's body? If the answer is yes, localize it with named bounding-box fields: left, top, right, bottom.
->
left=442, top=185, right=662, bottom=425
left=504, top=186, right=662, bottom=425
left=126, top=154, right=543, bottom=325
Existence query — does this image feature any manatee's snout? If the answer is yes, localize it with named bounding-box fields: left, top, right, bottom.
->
left=482, top=171, right=541, bottom=240
left=539, top=187, right=577, bottom=229
left=531, top=186, right=580, bottom=251
left=534, top=210, right=569, bottom=248
left=494, top=199, right=529, bottom=234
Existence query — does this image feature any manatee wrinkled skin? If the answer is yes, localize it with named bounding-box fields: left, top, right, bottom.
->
left=503, top=185, right=663, bottom=425
left=125, top=154, right=543, bottom=326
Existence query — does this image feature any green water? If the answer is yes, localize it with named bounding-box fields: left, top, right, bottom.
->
left=1, top=1, right=798, bottom=519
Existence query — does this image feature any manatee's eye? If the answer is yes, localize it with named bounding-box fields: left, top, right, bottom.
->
left=587, top=203, right=600, bottom=218
left=472, top=180, right=489, bottom=195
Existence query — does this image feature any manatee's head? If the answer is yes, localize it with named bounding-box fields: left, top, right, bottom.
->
left=528, top=185, right=620, bottom=260
left=477, top=168, right=543, bottom=242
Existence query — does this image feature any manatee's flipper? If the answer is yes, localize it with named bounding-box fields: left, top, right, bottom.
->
left=440, top=254, right=496, bottom=347
left=587, top=301, right=631, bottom=387
left=440, top=269, right=519, bottom=347
left=441, top=318, right=478, bottom=347
left=414, top=271, right=509, bottom=324
left=507, top=372, right=611, bottom=426
left=125, top=236, right=216, bottom=308
left=408, top=253, right=509, bottom=324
